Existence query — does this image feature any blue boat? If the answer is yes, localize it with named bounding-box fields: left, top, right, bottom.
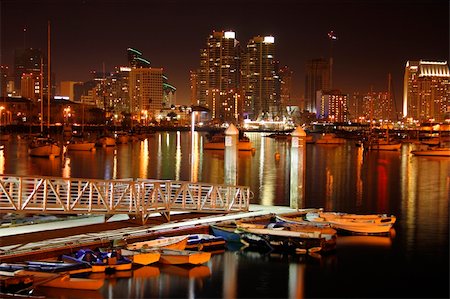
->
left=185, top=234, right=226, bottom=251
left=210, top=224, right=242, bottom=243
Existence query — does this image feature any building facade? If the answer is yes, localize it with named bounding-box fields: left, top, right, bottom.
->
left=403, top=60, right=450, bottom=122
left=197, top=30, right=240, bottom=122
left=305, top=58, right=330, bottom=114
left=129, top=67, right=164, bottom=121
left=316, top=89, right=348, bottom=122
left=241, top=36, right=279, bottom=121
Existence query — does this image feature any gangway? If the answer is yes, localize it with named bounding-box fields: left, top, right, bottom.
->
left=0, top=175, right=251, bottom=224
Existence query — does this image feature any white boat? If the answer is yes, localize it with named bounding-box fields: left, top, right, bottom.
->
left=315, top=133, right=345, bottom=144
left=411, top=147, right=450, bottom=157
left=365, top=139, right=402, bottom=151
left=203, top=134, right=255, bottom=151
left=96, top=135, right=116, bottom=147
left=306, top=211, right=396, bottom=235
left=28, top=137, right=61, bottom=158
left=66, top=139, right=96, bottom=151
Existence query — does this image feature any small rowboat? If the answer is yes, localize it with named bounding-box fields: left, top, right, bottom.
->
left=185, top=234, right=226, bottom=251
left=120, top=249, right=161, bottom=266
left=210, top=223, right=242, bottom=243
left=157, top=249, right=211, bottom=265
left=126, top=235, right=188, bottom=251
left=306, top=212, right=396, bottom=235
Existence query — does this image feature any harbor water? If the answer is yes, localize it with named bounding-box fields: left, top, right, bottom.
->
left=0, top=131, right=448, bottom=298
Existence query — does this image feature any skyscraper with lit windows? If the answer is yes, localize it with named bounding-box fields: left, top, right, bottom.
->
left=403, top=60, right=450, bottom=122
left=197, top=30, right=240, bottom=122
left=241, top=35, right=278, bottom=120
left=129, top=68, right=163, bottom=120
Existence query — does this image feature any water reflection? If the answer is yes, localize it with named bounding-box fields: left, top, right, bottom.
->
left=1, top=132, right=448, bottom=298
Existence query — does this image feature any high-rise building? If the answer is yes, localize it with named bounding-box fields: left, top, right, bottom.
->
left=197, top=30, right=240, bottom=122
left=241, top=35, right=278, bottom=120
left=13, top=48, right=54, bottom=98
left=403, top=60, right=450, bottom=122
left=305, top=58, right=330, bottom=114
left=0, top=66, right=10, bottom=97
left=129, top=68, right=163, bottom=120
left=20, top=73, right=41, bottom=101
left=190, top=70, right=199, bottom=106
left=316, top=89, right=348, bottom=122
left=278, top=64, right=293, bottom=109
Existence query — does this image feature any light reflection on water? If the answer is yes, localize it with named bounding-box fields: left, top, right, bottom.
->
left=0, top=131, right=448, bottom=298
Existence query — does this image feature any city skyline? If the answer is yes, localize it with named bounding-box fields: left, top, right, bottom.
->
left=1, top=0, right=448, bottom=108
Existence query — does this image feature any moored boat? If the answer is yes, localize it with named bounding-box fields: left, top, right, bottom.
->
left=157, top=249, right=211, bottom=265
left=95, top=135, right=116, bottom=147
left=66, top=139, right=96, bottom=151
left=120, top=249, right=161, bottom=266
left=315, top=133, right=346, bottom=144
left=28, top=136, right=61, bottom=158
left=365, top=139, right=402, bottom=151
left=210, top=223, right=242, bottom=243
left=411, top=147, right=450, bottom=157
left=185, top=234, right=226, bottom=251
left=126, top=235, right=188, bottom=251
left=306, top=211, right=396, bottom=235
left=235, top=213, right=337, bottom=253
left=68, top=248, right=132, bottom=272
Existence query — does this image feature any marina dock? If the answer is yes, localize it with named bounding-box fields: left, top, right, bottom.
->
left=0, top=204, right=296, bottom=263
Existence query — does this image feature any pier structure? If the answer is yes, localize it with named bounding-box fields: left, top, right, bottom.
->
left=0, top=174, right=252, bottom=224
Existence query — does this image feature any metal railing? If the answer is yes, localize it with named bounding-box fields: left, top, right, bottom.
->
left=0, top=175, right=251, bottom=223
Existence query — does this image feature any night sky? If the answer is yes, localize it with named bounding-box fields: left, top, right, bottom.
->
left=1, top=0, right=448, bottom=107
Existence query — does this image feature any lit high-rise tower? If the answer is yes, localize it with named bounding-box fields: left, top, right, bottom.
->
left=197, top=30, right=240, bottom=122
left=403, top=60, right=450, bottom=122
left=241, top=36, right=278, bottom=120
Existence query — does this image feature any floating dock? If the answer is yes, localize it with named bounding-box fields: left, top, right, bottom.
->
left=0, top=205, right=297, bottom=263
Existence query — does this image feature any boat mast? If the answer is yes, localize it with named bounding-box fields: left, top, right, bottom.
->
left=387, top=74, right=391, bottom=142
left=40, top=56, right=44, bottom=133
left=47, top=20, right=51, bottom=132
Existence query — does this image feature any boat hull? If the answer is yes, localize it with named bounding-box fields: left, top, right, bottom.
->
left=210, top=224, right=242, bottom=243
left=67, top=142, right=95, bottom=151
left=158, top=249, right=211, bottom=265
left=29, top=144, right=61, bottom=157
left=411, top=148, right=450, bottom=157
left=126, top=235, right=188, bottom=251
left=121, top=249, right=161, bottom=266
left=306, top=212, right=396, bottom=235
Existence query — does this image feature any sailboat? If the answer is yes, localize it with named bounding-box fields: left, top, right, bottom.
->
left=95, top=63, right=116, bottom=147
left=67, top=99, right=95, bottom=151
left=28, top=22, right=61, bottom=158
left=364, top=74, right=401, bottom=151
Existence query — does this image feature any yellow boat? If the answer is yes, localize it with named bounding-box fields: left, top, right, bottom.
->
left=126, top=235, right=188, bottom=251
left=120, top=249, right=161, bottom=266
left=158, top=249, right=211, bottom=265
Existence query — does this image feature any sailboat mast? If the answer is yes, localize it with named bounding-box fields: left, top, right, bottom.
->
left=47, top=21, right=51, bottom=131
left=40, top=57, right=44, bottom=133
